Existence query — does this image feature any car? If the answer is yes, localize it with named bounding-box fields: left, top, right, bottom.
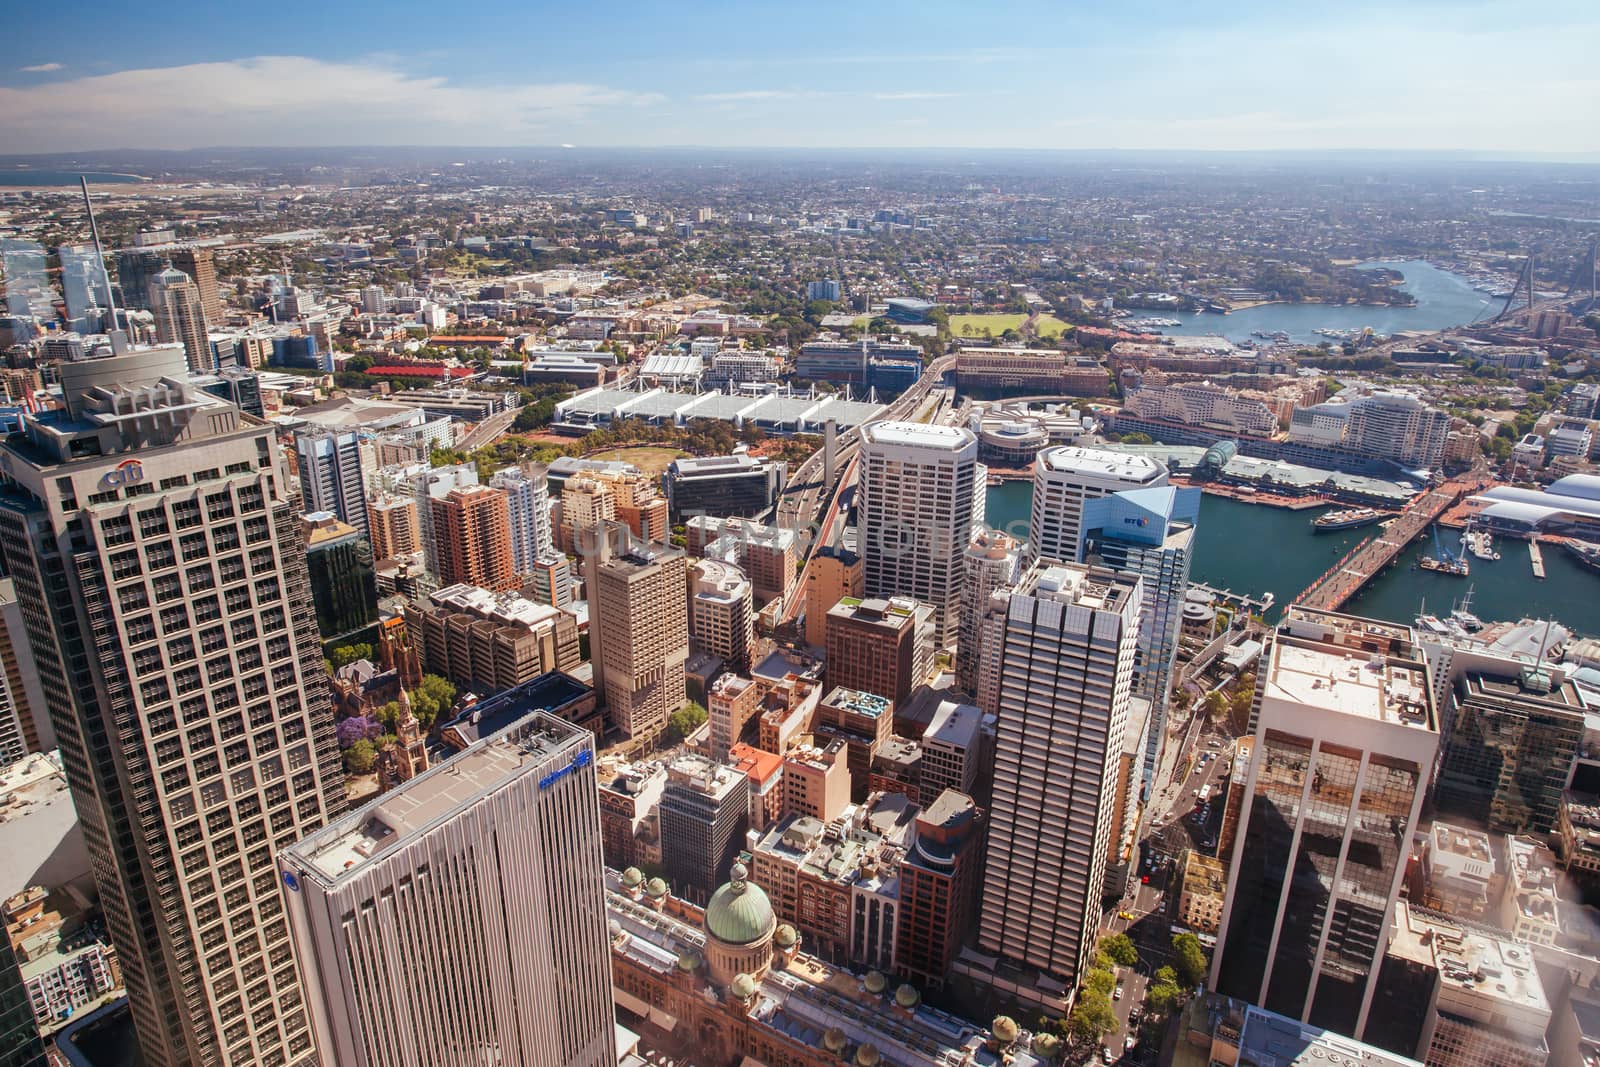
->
left=1125, top=1035, right=1137, bottom=1051
left=1141, top=875, right=1150, bottom=884
left=1113, top=985, right=1123, bottom=1000
left=1119, top=910, right=1135, bottom=920
left=1129, top=1009, right=1141, bottom=1024
left=1208, top=739, right=1220, bottom=748
left=1101, top=1047, right=1114, bottom=1064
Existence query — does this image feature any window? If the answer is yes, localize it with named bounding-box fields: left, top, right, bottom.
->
left=167, top=636, right=196, bottom=664
left=119, top=588, right=150, bottom=614
left=180, top=533, right=209, bottom=561
left=187, top=565, right=216, bottom=592
left=194, top=596, right=222, bottom=624
left=125, top=615, right=156, bottom=644
left=153, top=575, right=183, bottom=603
left=173, top=501, right=202, bottom=529
left=214, top=525, right=241, bottom=551
left=160, top=605, right=189, bottom=631
left=102, top=515, right=135, bottom=546
left=138, top=508, right=169, bottom=537
left=144, top=541, right=176, bottom=570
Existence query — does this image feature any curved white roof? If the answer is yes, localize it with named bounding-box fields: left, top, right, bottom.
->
left=1479, top=500, right=1561, bottom=525
left=1549, top=474, right=1600, bottom=502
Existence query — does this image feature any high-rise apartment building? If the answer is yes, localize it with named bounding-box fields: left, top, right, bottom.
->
left=658, top=754, right=750, bottom=906
left=1081, top=485, right=1199, bottom=785
left=365, top=495, right=419, bottom=561
left=978, top=561, right=1141, bottom=987
left=57, top=244, right=113, bottom=331
left=279, top=709, right=616, bottom=1067
left=0, top=342, right=343, bottom=1067
left=404, top=584, right=580, bottom=695
left=687, top=558, right=754, bottom=673
left=824, top=596, right=935, bottom=704
left=956, top=529, right=1020, bottom=696
left=1344, top=389, right=1450, bottom=470
left=168, top=248, right=224, bottom=327
left=1212, top=607, right=1437, bottom=1041
left=857, top=422, right=978, bottom=648
left=804, top=545, right=862, bottom=649
left=396, top=463, right=478, bottom=576
left=1027, top=446, right=1167, bottom=565
left=294, top=429, right=370, bottom=544
left=0, top=580, right=49, bottom=767
left=920, top=699, right=983, bottom=802
left=150, top=266, right=213, bottom=373
left=1434, top=664, right=1585, bottom=833
left=488, top=466, right=553, bottom=577
left=430, top=485, right=516, bottom=592
left=585, top=526, right=689, bottom=743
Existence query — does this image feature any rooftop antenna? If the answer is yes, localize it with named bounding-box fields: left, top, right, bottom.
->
left=80, top=176, right=128, bottom=355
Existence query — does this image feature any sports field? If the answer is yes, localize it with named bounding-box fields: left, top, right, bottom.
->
left=948, top=312, right=1072, bottom=340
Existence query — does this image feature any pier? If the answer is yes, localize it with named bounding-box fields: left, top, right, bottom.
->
left=1530, top=541, right=1546, bottom=579
left=1295, top=479, right=1470, bottom=613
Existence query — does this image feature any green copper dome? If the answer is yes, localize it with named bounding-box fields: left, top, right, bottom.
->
left=894, top=983, right=920, bottom=1009
left=704, top=863, right=775, bottom=946
left=621, top=867, right=644, bottom=889
left=774, top=923, right=798, bottom=948
left=730, top=972, right=758, bottom=1000
left=645, top=877, right=668, bottom=898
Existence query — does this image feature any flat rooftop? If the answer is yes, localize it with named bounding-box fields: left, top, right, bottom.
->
left=863, top=421, right=975, bottom=450
left=285, top=710, right=587, bottom=884
left=1266, top=638, right=1431, bottom=727
left=1037, top=445, right=1164, bottom=482
left=1237, top=1004, right=1421, bottom=1067
left=1020, top=562, right=1138, bottom=615
left=1388, top=902, right=1549, bottom=1018
left=924, top=700, right=982, bottom=750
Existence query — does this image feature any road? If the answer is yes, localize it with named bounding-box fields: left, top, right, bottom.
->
left=458, top=405, right=520, bottom=450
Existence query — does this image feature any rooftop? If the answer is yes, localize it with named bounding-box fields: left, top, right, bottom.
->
left=923, top=700, right=982, bottom=751
left=1018, top=561, right=1138, bottom=614
left=285, top=710, right=588, bottom=884
left=1235, top=1003, right=1421, bottom=1067
left=862, top=421, right=975, bottom=451
left=1388, top=902, right=1550, bottom=1020
left=1267, top=608, right=1433, bottom=729
left=1036, top=445, right=1165, bottom=483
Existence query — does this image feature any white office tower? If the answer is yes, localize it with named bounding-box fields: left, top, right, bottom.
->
left=294, top=428, right=370, bottom=544
left=0, top=342, right=344, bottom=1067
left=978, top=560, right=1142, bottom=987
left=956, top=529, right=1021, bottom=697
left=359, top=285, right=387, bottom=315
left=279, top=710, right=616, bottom=1067
left=857, top=422, right=978, bottom=649
left=489, top=465, right=554, bottom=576
left=1211, top=608, right=1438, bottom=1042
left=1027, top=446, right=1168, bottom=565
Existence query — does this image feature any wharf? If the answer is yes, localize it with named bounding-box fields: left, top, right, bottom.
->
left=1531, top=541, right=1546, bottom=579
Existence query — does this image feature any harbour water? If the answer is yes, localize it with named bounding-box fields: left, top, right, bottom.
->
left=984, top=482, right=1600, bottom=637
left=1149, top=259, right=1498, bottom=344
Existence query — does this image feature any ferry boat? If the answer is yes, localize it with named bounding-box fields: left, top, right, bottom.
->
left=1312, top=507, right=1385, bottom=533
left=1563, top=540, right=1600, bottom=574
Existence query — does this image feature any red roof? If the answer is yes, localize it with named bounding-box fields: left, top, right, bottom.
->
left=728, top=743, right=783, bottom=784
left=428, top=335, right=509, bottom=344
left=365, top=365, right=475, bottom=379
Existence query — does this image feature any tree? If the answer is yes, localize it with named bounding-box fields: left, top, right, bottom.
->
left=1144, top=974, right=1181, bottom=1017
left=343, top=739, right=377, bottom=775
left=1100, top=933, right=1138, bottom=968
left=1202, top=690, right=1228, bottom=721
left=1067, top=990, right=1116, bottom=1044
left=331, top=642, right=374, bottom=669
left=336, top=715, right=381, bottom=749
left=1084, top=967, right=1115, bottom=997
left=662, top=700, right=708, bottom=746
left=1121, top=432, right=1154, bottom=445
left=375, top=700, right=402, bottom=733
left=407, top=675, right=457, bottom=730
left=1171, top=932, right=1208, bottom=988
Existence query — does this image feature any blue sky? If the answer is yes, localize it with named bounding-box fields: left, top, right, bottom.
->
left=3, top=0, right=1597, bottom=156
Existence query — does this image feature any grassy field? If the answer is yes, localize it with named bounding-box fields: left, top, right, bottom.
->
left=588, top=446, right=690, bottom=476
left=948, top=312, right=1073, bottom=340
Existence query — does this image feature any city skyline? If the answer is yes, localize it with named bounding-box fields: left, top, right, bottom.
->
left=2, top=0, right=1597, bottom=156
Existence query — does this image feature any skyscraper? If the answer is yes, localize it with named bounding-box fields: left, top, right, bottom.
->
left=430, top=484, right=516, bottom=592
left=0, top=579, right=49, bottom=767
left=489, top=466, right=553, bottom=577
left=658, top=753, right=750, bottom=906
left=169, top=248, right=225, bottom=327
left=57, top=243, right=113, bottom=331
left=1027, top=446, right=1168, bottom=565
left=804, top=544, right=861, bottom=649
left=149, top=265, right=213, bottom=373
left=0, top=342, right=344, bottom=1067
left=687, top=558, right=754, bottom=673
left=279, top=708, right=615, bottom=1067
left=301, top=513, right=378, bottom=644
left=584, top=524, right=689, bottom=743
left=115, top=249, right=166, bottom=311
left=1212, top=607, right=1437, bottom=1041
left=294, top=428, right=370, bottom=544
left=956, top=529, right=1021, bottom=697
left=366, top=495, right=419, bottom=561
left=1081, top=485, right=1199, bottom=785
left=399, top=463, right=478, bottom=576
left=857, top=422, right=978, bottom=649
left=978, top=560, right=1141, bottom=987
left=0, top=930, right=46, bottom=1067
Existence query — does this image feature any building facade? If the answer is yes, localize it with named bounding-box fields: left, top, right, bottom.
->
left=0, top=343, right=344, bottom=1067
left=824, top=597, right=935, bottom=705
left=664, top=454, right=787, bottom=523
left=857, top=423, right=978, bottom=649
left=585, top=527, right=690, bottom=743
left=294, top=428, right=370, bottom=545
left=430, top=484, right=516, bottom=592
left=804, top=546, right=862, bottom=650
left=488, top=466, right=554, bottom=577
left=1028, top=445, right=1168, bottom=566
left=278, top=710, right=615, bottom=1067
left=978, top=561, right=1141, bottom=987
left=658, top=755, right=750, bottom=907
left=301, top=513, right=378, bottom=643
left=1212, top=608, right=1438, bottom=1042
left=956, top=530, right=1020, bottom=698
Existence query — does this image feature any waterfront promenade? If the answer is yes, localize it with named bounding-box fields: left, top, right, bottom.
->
left=1295, top=479, right=1471, bottom=613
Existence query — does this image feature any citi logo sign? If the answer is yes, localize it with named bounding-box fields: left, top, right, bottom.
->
left=100, top=459, right=145, bottom=490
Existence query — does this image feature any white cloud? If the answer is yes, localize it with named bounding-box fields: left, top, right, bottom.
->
left=19, top=62, right=62, bottom=73
left=0, top=56, right=663, bottom=152
left=693, top=89, right=835, bottom=102
left=873, top=91, right=956, bottom=101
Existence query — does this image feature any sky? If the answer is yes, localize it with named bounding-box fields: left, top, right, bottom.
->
left=2, top=0, right=1597, bottom=157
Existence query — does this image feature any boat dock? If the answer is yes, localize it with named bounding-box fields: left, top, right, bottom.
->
left=1530, top=541, right=1546, bottom=579
left=1295, top=479, right=1470, bottom=613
